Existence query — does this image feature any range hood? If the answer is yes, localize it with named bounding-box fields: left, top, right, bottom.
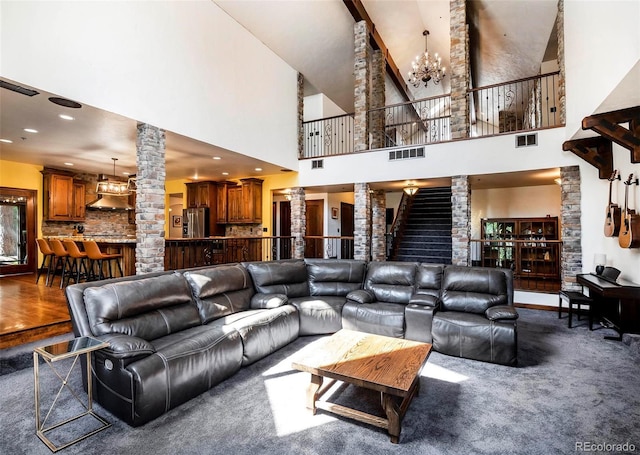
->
left=86, top=195, right=134, bottom=211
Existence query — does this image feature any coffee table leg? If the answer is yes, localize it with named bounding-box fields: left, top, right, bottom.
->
left=307, top=374, right=323, bottom=415
left=382, top=393, right=401, bottom=444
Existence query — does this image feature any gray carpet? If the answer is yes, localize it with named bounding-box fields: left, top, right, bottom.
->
left=1, top=309, right=639, bottom=455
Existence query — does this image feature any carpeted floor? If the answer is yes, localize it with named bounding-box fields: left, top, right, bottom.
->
left=1, top=308, right=639, bottom=455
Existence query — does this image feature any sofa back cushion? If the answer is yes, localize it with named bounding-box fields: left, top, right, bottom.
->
left=244, top=260, right=310, bottom=297
left=305, top=259, right=366, bottom=296
left=415, top=264, right=444, bottom=298
left=183, top=264, right=254, bottom=323
left=83, top=273, right=200, bottom=339
left=441, top=266, right=508, bottom=314
left=364, top=261, right=418, bottom=304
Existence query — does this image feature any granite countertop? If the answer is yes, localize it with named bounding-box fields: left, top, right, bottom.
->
left=45, top=235, right=137, bottom=244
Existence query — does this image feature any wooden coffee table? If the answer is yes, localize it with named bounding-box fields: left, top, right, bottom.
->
left=291, top=329, right=432, bottom=443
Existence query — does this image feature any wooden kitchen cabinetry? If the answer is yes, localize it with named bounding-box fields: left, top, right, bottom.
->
left=218, top=179, right=263, bottom=224
left=42, top=169, right=86, bottom=221
left=186, top=181, right=217, bottom=208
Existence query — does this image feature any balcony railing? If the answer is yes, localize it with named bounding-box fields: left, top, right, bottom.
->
left=302, top=113, right=354, bottom=158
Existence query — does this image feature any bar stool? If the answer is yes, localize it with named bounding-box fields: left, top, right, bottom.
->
left=48, top=239, right=72, bottom=289
left=35, top=239, right=56, bottom=286
left=559, top=290, right=594, bottom=329
left=62, top=239, right=90, bottom=286
left=83, top=240, right=123, bottom=280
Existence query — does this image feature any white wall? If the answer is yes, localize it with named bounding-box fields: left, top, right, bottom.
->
left=303, top=94, right=347, bottom=122
left=0, top=1, right=299, bottom=170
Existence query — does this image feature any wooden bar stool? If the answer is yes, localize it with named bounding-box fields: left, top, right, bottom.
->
left=83, top=240, right=123, bottom=280
left=62, top=239, right=90, bottom=286
left=48, top=239, right=72, bottom=289
left=35, top=239, right=56, bottom=286
left=559, top=290, right=594, bottom=329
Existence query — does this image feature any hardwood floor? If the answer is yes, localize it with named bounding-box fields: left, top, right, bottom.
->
left=0, top=273, right=72, bottom=349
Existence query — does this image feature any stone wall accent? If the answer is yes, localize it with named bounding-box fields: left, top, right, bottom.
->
left=290, top=187, right=306, bottom=259
left=370, top=49, right=386, bottom=150
left=297, top=72, right=304, bottom=158
left=135, top=123, right=166, bottom=274
left=557, top=0, right=566, bottom=126
left=354, top=21, right=370, bottom=152
left=354, top=182, right=371, bottom=261
left=450, top=0, right=470, bottom=139
left=371, top=189, right=387, bottom=261
left=451, top=175, right=471, bottom=265
left=560, top=165, right=582, bottom=291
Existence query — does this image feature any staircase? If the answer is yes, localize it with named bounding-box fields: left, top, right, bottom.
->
left=391, top=187, right=452, bottom=264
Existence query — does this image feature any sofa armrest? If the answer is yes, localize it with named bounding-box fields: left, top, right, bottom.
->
left=98, top=333, right=155, bottom=360
left=409, top=294, right=439, bottom=307
left=485, top=305, right=519, bottom=321
left=251, top=293, right=289, bottom=309
left=346, top=289, right=375, bottom=304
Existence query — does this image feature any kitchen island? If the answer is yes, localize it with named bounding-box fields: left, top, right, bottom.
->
left=45, top=236, right=136, bottom=277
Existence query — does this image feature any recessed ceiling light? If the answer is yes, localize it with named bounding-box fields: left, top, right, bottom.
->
left=48, top=97, right=82, bottom=109
left=0, top=138, right=13, bottom=143
left=64, top=162, right=74, bottom=166
left=222, top=172, right=229, bottom=176
left=255, top=167, right=262, bottom=172
left=24, top=128, right=38, bottom=133
left=59, top=114, right=74, bottom=121
left=212, top=156, right=221, bottom=160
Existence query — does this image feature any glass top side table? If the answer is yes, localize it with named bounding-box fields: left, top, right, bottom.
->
left=34, top=336, right=111, bottom=452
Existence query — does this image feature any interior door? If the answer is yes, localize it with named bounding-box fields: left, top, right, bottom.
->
left=305, top=200, right=324, bottom=258
left=340, top=202, right=355, bottom=259
left=278, top=201, right=291, bottom=259
left=0, top=187, right=37, bottom=275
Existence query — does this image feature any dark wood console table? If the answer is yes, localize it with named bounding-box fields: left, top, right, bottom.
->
left=577, top=273, right=640, bottom=340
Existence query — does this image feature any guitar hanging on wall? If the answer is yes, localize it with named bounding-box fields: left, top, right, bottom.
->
left=618, top=173, right=640, bottom=248
left=604, top=170, right=621, bottom=237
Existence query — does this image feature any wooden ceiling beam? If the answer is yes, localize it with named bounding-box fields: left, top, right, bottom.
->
left=562, top=136, right=613, bottom=179
left=343, top=0, right=413, bottom=103
left=582, top=106, right=640, bottom=163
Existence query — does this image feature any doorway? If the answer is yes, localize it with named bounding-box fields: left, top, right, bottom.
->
left=278, top=200, right=292, bottom=259
left=340, top=202, right=354, bottom=259
left=305, top=199, right=324, bottom=258
left=0, top=187, right=37, bottom=275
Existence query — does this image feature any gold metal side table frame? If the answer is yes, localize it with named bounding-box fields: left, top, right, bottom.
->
left=33, top=337, right=111, bottom=452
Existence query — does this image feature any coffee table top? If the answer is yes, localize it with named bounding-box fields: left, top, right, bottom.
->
left=292, top=329, right=432, bottom=396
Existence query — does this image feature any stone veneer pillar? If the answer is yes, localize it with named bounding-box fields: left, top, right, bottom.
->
left=450, top=0, right=470, bottom=139
left=370, top=49, right=386, bottom=150
left=290, top=187, right=306, bottom=259
left=354, top=21, right=370, bottom=152
left=135, top=123, right=166, bottom=274
left=451, top=175, right=471, bottom=266
left=297, top=72, right=304, bottom=158
left=560, top=165, right=582, bottom=291
left=354, top=183, right=371, bottom=261
left=557, top=0, right=566, bottom=126
left=371, top=189, right=387, bottom=261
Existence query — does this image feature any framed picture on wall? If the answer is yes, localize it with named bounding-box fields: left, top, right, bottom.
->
left=172, top=215, right=182, bottom=227
left=331, top=207, right=339, bottom=219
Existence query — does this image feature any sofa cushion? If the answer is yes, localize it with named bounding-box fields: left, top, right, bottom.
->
left=364, top=261, right=418, bottom=304
left=83, top=272, right=200, bottom=339
left=244, top=260, right=310, bottom=297
left=183, top=265, right=254, bottom=324
left=305, top=259, right=366, bottom=296
left=415, top=264, right=444, bottom=298
left=342, top=301, right=405, bottom=338
left=441, top=266, right=508, bottom=314
left=289, top=296, right=346, bottom=335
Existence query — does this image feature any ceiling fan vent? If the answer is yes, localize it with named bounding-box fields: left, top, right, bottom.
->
left=0, top=80, right=39, bottom=97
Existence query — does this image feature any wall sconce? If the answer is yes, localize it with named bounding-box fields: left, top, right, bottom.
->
left=403, top=184, right=418, bottom=196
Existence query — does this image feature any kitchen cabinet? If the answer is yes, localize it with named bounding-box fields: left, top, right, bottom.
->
left=227, top=185, right=243, bottom=223
left=184, top=181, right=224, bottom=235
left=216, top=181, right=235, bottom=224
left=42, top=169, right=86, bottom=221
left=225, top=178, right=262, bottom=224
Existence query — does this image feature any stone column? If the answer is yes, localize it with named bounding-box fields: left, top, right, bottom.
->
left=354, top=182, right=371, bottom=261
left=135, top=122, right=166, bottom=274
left=451, top=175, right=471, bottom=266
left=560, top=165, right=582, bottom=291
left=290, top=187, right=306, bottom=259
left=450, top=0, right=470, bottom=139
left=370, top=49, right=386, bottom=150
left=371, top=189, right=387, bottom=261
left=557, top=0, right=566, bottom=126
left=354, top=21, right=370, bottom=152
left=297, top=72, right=304, bottom=158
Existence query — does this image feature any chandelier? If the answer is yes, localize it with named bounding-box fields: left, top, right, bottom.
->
left=407, top=30, right=446, bottom=87
left=96, top=158, right=130, bottom=196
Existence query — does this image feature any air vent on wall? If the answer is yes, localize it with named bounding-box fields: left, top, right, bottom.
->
left=0, top=80, right=39, bottom=97
left=311, top=159, right=323, bottom=169
left=388, top=146, right=425, bottom=161
left=516, top=133, right=537, bottom=148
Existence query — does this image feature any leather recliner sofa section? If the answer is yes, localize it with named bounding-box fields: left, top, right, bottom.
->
left=65, top=259, right=518, bottom=427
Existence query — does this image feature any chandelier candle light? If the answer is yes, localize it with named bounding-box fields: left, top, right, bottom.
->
left=408, top=30, right=446, bottom=87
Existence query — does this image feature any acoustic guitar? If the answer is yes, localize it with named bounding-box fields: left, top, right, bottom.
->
left=618, top=173, right=640, bottom=248
left=604, top=170, right=621, bottom=237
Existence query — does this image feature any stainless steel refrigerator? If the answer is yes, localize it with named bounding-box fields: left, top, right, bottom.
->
left=183, top=208, right=209, bottom=238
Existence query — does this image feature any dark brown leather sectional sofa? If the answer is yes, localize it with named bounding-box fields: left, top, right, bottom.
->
left=65, top=259, right=518, bottom=426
